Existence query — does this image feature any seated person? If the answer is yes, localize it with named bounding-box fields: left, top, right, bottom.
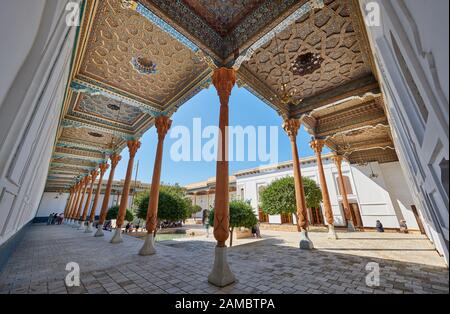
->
left=399, top=220, right=409, bottom=233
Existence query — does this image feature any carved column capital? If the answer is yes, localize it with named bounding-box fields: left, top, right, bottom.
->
left=110, top=153, right=122, bottom=168
left=212, top=68, right=236, bottom=106
left=90, top=170, right=99, bottom=180
left=310, top=139, right=326, bottom=155
left=99, top=162, right=109, bottom=175
left=127, top=140, right=141, bottom=159
left=283, top=119, right=301, bottom=139
left=155, top=116, right=172, bottom=141
left=332, top=153, right=344, bottom=167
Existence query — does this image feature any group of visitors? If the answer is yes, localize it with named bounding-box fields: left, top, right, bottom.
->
left=47, top=213, right=63, bottom=225
left=375, top=219, right=409, bottom=233
left=124, top=222, right=140, bottom=233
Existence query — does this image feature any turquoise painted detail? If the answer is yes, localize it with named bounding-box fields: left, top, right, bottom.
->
left=135, top=3, right=199, bottom=52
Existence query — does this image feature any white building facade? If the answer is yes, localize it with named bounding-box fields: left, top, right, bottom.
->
left=189, top=155, right=423, bottom=232
left=359, top=0, right=449, bottom=262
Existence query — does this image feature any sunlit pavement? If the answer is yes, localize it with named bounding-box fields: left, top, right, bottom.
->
left=0, top=224, right=448, bottom=294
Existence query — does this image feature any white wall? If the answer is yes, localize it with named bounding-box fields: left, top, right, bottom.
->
left=360, top=0, right=449, bottom=263
left=235, top=158, right=421, bottom=230
left=0, top=0, right=81, bottom=246
left=37, top=192, right=134, bottom=219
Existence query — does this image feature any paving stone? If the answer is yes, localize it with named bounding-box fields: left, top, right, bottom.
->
left=0, top=225, right=448, bottom=294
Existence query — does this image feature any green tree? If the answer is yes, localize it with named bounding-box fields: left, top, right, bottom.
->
left=260, top=176, right=322, bottom=228
left=208, top=200, right=258, bottom=247
left=135, top=188, right=191, bottom=236
left=106, top=205, right=134, bottom=222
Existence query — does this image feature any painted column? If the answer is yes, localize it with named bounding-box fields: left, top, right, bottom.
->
left=68, top=183, right=81, bottom=224
left=79, top=170, right=98, bottom=230
left=283, top=119, right=314, bottom=249
left=74, top=176, right=89, bottom=228
left=310, top=139, right=337, bottom=239
left=332, top=154, right=356, bottom=232
left=71, top=181, right=83, bottom=226
left=86, top=162, right=109, bottom=233
left=95, top=154, right=121, bottom=237
left=208, top=67, right=236, bottom=287
left=63, top=188, right=74, bottom=224
left=111, top=139, right=141, bottom=243
left=139, top=116, right=172, bottom=255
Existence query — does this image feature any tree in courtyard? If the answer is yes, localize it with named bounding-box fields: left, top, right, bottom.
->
left=106, top=205, right=134, bottom=223
left=208, top=200, right=258, bottom=247
left=260, top=176, right=322, bottom=229
left=135, top=185, right=191, bottom=236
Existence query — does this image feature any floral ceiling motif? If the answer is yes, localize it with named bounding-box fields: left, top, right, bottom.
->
left=242, top=0, right=372, bottom=103
left=78, top=0, right=209, bottom=106
left=182, top=0, right=265, bottom=36
left=75, top=93, right=144, bottom=126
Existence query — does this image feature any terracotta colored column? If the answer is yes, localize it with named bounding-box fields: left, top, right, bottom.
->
left=95, top=154, right=121, bottom=237
left=68, top=182, right=80, bottom=224
left=332, top=154, right=356, bottom=232
left=310, top=139, right=337, bottom=239
left=86, top=162, right=109, bottom=233
left=283, top=119, right=314, bottom=249
left=208, top=67, right=236, bottom=287
left=79, top=170, right=98, bottom=229
left=69, top=182, right=82, bottom=225
left=139, top=116, right=172, bottom=255
left=111, top=140, right=141, bottom=243
left=63, top=188, right=74, bottom=223
left=73, top=177, right=89, bottom=228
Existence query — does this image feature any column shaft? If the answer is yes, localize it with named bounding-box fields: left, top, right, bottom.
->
left=145, top=116, right=172, bottom=234
left=89, top=163, right=108, bottom=223
left=81, top=171, right=98, bottom=222
left=116, top=140, right=141, bottom=228
left=212, top=68, right=235, bottom=247
left=75, top=178, right=89, bottom=220
left=311, top=140, right=334, bottom=225
left=98, top=154, right=121, bottom=225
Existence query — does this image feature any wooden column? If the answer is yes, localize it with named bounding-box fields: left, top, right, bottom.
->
left=81, top=170, right=98, bottom=223
left=283, top=119, right=313, bottom=249
left=310, top=139, right=337, bottom=239
left=139, top=116, right=172, bottom=256
left=69, top=183, right=81, bottom=221
left=332, top=154, right=356, bottom=231
left=88, top=163, right=109, bottom=224
left=111, top=140, right=140, bottom=244
left=207, top=67, right=236, bottom=287
left=212, top=68, right=235, bottom=248
left=75, top=177, right=89, bottom=223
left=145, top=116, right=172, bottom=235
left=63, top=188, right=74, bottom=219
left=95, top=154, right=121, bottom=237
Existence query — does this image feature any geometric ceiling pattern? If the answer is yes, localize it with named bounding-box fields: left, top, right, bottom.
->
left=46, top=0, right=396, bottom=191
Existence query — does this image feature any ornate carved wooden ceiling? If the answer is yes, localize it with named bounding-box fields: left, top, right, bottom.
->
left=46, top=0, right=395, bottom=191
left=301, top=94, right=398, bottom=164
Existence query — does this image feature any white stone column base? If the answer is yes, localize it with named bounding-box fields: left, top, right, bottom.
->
left=347, top=220, right=356, bottom=232
left=299, top=230, right=314, bottom=250
left=208, top=246, right=236, bottom=287
left=84, top=222, right=93, bottom=233
left=110, top=228, right=123, bottom=244
left=328, top=224, right=338, bottom=240
left=139, top=234, right=156, bottom=256
left=77, top=221, right=85, bottom=230
left=72, top=221, right=80, bottom=228
left=94, top=225, right=104, bottom=237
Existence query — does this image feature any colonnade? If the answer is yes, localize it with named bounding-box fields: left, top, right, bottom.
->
left=61, top=67, right=355, bottom=287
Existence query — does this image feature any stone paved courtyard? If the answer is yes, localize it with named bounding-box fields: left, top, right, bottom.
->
left=0, top=224, right=448, bottom=294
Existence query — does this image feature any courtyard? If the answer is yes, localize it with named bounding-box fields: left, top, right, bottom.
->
left=0, top=224, right=447, bottom=295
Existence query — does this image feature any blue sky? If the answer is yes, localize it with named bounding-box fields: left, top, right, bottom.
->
left=112, top=86, right=328, bottom=186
